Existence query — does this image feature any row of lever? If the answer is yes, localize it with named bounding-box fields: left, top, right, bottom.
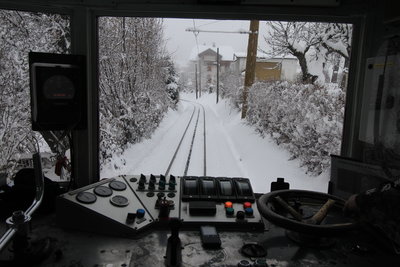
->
left=137, top=174, right=177, bottom=191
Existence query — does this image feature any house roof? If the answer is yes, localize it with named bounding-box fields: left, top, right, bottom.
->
left=189, top=44, right=235, bottom=61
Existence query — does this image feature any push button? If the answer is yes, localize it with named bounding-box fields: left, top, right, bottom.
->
left=224, top=201, right=233, bottom=208
left=244, top=207, right=254, bottom=216
left=226, top=207, right=235, bottom=216
left=136, top=209, right=145, bottom=219
left=243, top=202, right=252, bottom=209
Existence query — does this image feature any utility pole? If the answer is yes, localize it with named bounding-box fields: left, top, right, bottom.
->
left=216, top=47, right=220, bottom=104
left=187, top=27, right=253, bottom=99
left=199, top=62, right=202, bottom=97
left=241, top=20, right=259, bottom=119
left=195, top=63, right=198, bottom=99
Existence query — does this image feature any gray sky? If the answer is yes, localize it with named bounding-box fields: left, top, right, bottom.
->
left=163, top=19, right=268, bottom=69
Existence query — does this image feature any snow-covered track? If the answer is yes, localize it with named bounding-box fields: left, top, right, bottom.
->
left=165, top=99, right=207, bottom=177
left=183, top=108, right=200, bottom=176
left=164, top=105, right=196, bottom=177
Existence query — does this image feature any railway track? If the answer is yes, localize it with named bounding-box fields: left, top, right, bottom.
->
left=164, top=100, right=207, bottom=177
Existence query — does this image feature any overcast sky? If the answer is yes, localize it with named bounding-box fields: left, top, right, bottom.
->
left=163, top=18, right=268, bottom=69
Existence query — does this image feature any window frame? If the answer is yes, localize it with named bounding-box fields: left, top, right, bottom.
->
left=0, top=1, right=371, bottom=187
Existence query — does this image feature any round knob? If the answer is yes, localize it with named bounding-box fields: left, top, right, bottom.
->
left=245, top=207, right=254, bottom=216
left=136, top=209, right=145, bottom=219
left=243, top=202, right=252, bottom=209
left=226, top=207, right=234, bottom=216
left=224, top=201, right=233, bottom=208
left=238, top=259, right=251, bottom=267
left=236, top=211, right=245, bottom=220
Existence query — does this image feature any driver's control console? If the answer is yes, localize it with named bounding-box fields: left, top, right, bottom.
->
left=56, top=175, right=264, bottom=238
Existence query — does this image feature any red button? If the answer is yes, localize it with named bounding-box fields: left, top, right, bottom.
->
left=225, top=201, right=233, bottom=208
left=243, top=202, right=252, bottom=209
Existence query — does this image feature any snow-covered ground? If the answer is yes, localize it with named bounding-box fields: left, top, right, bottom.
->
left=101, top=92, right=329, bottom=194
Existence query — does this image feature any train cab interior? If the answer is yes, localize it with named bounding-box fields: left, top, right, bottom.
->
left=0, top=0, right=399, bottom=266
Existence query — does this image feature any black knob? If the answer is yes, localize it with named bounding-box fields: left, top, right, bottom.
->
left=168, top=183, right=175, bottom=191
left=160, top=174, right=166, bottom=182
left=140, top=174, right=147, bottom=183
left=169, top=175, right=176, bottom=184
left=138, top=180, right=145, bottom=190
left=149, top=180, right=155, bottom=190
left=158, top=198, right=170, bottom=219
left=150, top=174, right=156, bottom=183
left=236, top=211, right=245, bottom=220
left=126, top=213, right=136, bottom=224
left=159, top=180, right=166, bottom=190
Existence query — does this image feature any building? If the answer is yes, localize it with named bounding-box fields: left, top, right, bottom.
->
left=190, top=45, right=300, bottom=91
left=234, top=52, right=299, bottom=82
left=190, top=44, right=235, bottom=92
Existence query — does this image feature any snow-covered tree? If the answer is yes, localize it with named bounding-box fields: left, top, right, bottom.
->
left=262, top=22, right=320, bottom=83
left=0, top=10, right=70, bottom=176
left=247, top=81, right=345, bottom=175
left=163, top=56, right=180, bottom=104
left=262, top=21, right=352, bottom=86
left=314, top=23, right=352, bottom=88
left=99, top=17, right=177, bottom=166
left=220, top=68, right=243, bottom=109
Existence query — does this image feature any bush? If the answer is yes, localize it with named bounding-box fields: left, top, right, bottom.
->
left=246, top=81, right=345, bottom=175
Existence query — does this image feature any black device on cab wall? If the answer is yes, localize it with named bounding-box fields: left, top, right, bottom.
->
left=29, top=52, right=86, bottom=131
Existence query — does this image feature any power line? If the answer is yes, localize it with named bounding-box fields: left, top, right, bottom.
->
left=186, top=28, right=252, bottom=35
left=196, top=20, right=222, bottom=28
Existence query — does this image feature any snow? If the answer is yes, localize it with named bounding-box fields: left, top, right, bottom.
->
left=101, top=92, right=329, bottom=194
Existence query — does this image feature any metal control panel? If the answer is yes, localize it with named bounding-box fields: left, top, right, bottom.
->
left=56, top=175, right=264, bottom=238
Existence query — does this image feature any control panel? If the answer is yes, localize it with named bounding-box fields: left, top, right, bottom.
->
left=56, top=175, right=264, bottom=238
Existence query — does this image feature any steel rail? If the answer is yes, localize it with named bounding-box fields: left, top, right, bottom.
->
left=183, top=109, right=200, bottom=176
left=164, top=105, right=196, bottom=177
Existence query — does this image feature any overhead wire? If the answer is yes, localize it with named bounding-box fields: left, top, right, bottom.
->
left=196, top=20, right=222, bottom=28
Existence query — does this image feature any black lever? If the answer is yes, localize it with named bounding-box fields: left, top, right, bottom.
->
left=165, top=218, right=182, bottom=267
left=0, top=152, right=51, bottom=266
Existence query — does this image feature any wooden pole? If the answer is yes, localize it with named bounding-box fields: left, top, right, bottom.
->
left=241, top=20, right=259, bottom=119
